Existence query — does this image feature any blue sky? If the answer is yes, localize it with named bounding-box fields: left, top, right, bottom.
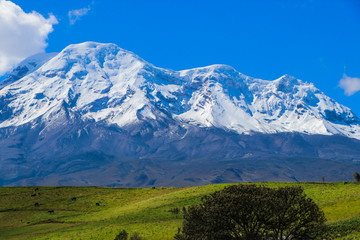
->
left=7, top=0, right=360, bottom=115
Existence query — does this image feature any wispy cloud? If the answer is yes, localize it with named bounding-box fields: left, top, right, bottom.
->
left=0, top=0, right=58, bottom=75
left=339, top=74, right=360, bottom=96
left=68, top=6, right=91, bottom=25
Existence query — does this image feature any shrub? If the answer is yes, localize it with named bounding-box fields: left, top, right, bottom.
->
left=114, top=229, right=128, bottom=240
left=175, top=184, right=326, bottom=240
left=354, top=172, right=360, bottom=182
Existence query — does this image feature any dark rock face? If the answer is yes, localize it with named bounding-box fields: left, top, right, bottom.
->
left=324, top=109, right=359, bottom=124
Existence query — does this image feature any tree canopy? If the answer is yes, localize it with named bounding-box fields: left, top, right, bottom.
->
left=354, top=172, right=360, bottom=182
left=175, top=184, right=326, bottom=240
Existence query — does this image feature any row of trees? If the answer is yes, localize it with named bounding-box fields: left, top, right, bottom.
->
left=175, top=185, right=326, bottom=240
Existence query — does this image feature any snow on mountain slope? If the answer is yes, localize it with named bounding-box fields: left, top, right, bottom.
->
left=246, top=75, right=360, bottom=138
left=0, top=42, right=360, bottom=140
left=0, top=52, right=58, bottom=89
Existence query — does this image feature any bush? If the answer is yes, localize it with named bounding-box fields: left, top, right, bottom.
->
left=175, top=184, right=326, bottom=240
left=114, top=230, right=128, bottom=240
left=354, top=172, right=360, bottom=182
left=114, top=230, right=143, bottom=240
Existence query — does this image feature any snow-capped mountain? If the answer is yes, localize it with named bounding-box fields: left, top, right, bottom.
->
left=1, top=42, right=360, bottom=187
left=0, top=42, right=359, bottom=138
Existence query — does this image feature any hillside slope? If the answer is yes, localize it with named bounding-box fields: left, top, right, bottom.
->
left=1, top=183, right=360, bottom=240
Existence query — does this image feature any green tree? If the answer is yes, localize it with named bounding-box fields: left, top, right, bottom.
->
left=354, top=172, right=360, bottom=182
left=114, top=230, right=128, bottom=240
left=266, top=186, right=326, bottom=239
left=175, top=185, right=326, bottom=240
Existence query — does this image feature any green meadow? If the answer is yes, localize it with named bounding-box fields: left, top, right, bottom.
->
left=1, top=182, right=360, bottom=240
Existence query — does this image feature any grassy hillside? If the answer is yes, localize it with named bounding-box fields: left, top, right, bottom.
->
left=1, top=182, right=360, bottom=240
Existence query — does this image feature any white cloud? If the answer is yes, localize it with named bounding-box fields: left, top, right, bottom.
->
left=68, top=6, right=91, bottom=25
left=0, top=0, right=58, bottom=76
left=339, top=74, right=360, bottom=96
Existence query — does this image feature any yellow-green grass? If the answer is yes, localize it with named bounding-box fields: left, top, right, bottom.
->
left=1, top=182, right=360, bottom=240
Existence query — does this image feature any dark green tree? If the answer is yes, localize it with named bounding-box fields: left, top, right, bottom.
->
left=266, top=186, right=326, bottom=239
left=354, top=172, right=360, bottom=182
left=175, top=185, right=326, bottom=240
left=114, top=229, right=128, bottom=240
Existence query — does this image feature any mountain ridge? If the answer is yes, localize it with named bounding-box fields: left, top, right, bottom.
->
left=1, top=42, right=360, bottom=187
left=1, top=41, right=358, bottom=138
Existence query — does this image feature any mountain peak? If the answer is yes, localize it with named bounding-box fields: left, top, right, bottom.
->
left=1, top=42, right=360, bottom=187
left=274, top=74, right=300, bottom=92
left=56, top=42, right=147, bottom=65
left=0, top=42, right=359, bottom=139
left=59, top=42, right=148, bottom=63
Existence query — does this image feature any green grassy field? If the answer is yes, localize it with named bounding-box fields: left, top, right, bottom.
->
left=1, top=182, right=360, bottom=240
